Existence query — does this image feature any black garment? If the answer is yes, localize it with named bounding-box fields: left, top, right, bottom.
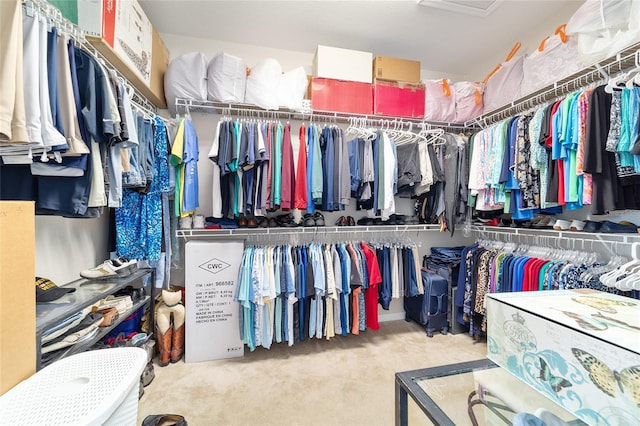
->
left=583, top=86, right=620, bottom=215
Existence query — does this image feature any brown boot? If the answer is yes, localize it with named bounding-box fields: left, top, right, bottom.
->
left=170, top=324, right=185, bottom=363
left=156, top=325, right=173, bottom=367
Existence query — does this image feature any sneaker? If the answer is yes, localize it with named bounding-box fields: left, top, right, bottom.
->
left=179, top=216, right=193, bottom=229
left=80, top=258, right=137, bottom=280
left=192, top=214, right=205, bottom=229
left=552, top=219, right=571, bottom=231
left=569, top=220, right=586, bottom=231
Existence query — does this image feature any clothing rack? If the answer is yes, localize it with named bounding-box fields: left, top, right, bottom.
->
left=472, top=226, right=640, bottom=260
left=174, top=98, right=470, bottom=134
left=24, top=0, right=157, bottom=116
left=465, top=42, right=640, bottom=128
left=177, top=224, right=441, bottom=241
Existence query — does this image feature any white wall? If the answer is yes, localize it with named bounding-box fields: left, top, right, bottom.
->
left=35, top=215, right=109, bottom=284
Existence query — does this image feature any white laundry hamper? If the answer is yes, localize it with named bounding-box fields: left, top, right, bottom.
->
left=0, top=347, right=147, bottom=426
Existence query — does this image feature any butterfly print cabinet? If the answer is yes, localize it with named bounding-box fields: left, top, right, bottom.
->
left=486, top=290, right=640, bottom=425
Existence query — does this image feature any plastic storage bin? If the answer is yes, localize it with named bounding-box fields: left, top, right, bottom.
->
left=0, top=347, right=147, bottom=425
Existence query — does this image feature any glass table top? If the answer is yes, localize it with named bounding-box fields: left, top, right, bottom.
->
left=396, top=359, right=586, bottom=426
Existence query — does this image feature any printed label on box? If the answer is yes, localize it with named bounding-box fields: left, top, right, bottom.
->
left=185, top=241, right=245, bottom=362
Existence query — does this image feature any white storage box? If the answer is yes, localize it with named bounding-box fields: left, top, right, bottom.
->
left=487, top=290, right=640, bottom=425
left=313, top=45, right=373, bottom=84
left=164, top=52, right=208, bottom=117
left=0, top=348, right=147, bottom=425
left=207, top=52, right=246, bottom=103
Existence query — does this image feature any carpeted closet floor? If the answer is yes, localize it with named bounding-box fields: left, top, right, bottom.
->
left=137, top=320, right=487, bottom=425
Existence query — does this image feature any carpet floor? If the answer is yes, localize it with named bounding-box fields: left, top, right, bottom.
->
left=137, top=320, right=487, bottom=426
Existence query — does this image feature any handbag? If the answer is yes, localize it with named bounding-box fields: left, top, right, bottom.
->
left=424, top=78, right=456, bottom=122
left=482, top=42, right=525, bottom=112
left=521, top=25, right=583, bottom=96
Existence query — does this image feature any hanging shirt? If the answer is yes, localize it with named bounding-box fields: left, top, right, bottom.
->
left=280, top=123, right=294, bottom=210
left=294, top=124, right=308, bottom=209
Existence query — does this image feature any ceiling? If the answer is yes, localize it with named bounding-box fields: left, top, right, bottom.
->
left=139, top=0, right=584, bottom=78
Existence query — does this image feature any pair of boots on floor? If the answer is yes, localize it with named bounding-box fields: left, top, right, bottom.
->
left=156, top=290, right=185, bottom=366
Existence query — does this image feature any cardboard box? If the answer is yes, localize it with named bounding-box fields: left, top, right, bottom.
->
left=313, top=45, right=373, bottom=84
left=373, top=56, right=421, bottom=83
left=311, top=78, right=372, bottom=115
left=78, top=0, right=152, bottom=84
left=77, top=0, right=168, bottom=108
left=185, top=241, right=244, bottom=362
left=486, top=290, right=640, bottom=425
left=0, top=202, right=36, bottom=395
left=373, top=80, right=425, bottom=118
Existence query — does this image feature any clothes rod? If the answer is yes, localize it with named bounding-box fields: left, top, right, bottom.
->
left=174, top=98, right=470, bottom=131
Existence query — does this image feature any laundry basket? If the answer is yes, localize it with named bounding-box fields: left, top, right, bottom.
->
left=0, top=347, right=147, bottom=425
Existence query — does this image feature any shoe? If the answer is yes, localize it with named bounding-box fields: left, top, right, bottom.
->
left=569, top=220, right=586, bottom=231
left=141, top=362, right=155, bottom=387
left=347, top=216, right=356, bottom=226
left=268, top=217, right=278, bottom=228
left=484, top=218, right=500, bottom=227
left=142, top=414, right=187, bottom=426
left=313, top=212, right=325, bottom=226
left=178, top=216, right=192, bottom=229
left=95, top=307, right=119, bottom=327
left=238, top=215, right=248, bottom=228
left=404, top=216, right=419, bottom=225
left=600, top=220, right=638, bottom=233
left=276, top=213, right=298, bottom=227
left=80, top=258, right=137, bottom=280
left=357, top=217, right=374, bottom=226
left=155, top=325, right=172, bottom=367
left=531, top=215, right=554, bottom=229
left=171, top=324, right=185, bottom=363
left=257, top=217, right=268, bottom=228
left=336, top=216, right=347, bottom=226
left=552, top=219, right=571, bottom=231
left=246, top=216, right=259, bottom=228
left=582, top=220, right=603, bottom=233
left=192, top=214, right=205, bottom=229
left=303, top=214, right=315, bottom=227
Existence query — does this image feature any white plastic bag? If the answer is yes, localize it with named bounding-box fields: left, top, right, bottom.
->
left=164, top=52, right=208, bottom=117
left=277, top=67, right=308, bottom=111
left=483, top=43, right=524, bottom=112
left=521, top=25, right=583, bottom=96
left=424, top=78, right=456, bottom=122
left=453, top=82, right=484, bottom=123
left=207, top=52, right=246, bottom=103
left=244, top=58, right=282, bottom=110
left=566, top=0, right=640, bottom=66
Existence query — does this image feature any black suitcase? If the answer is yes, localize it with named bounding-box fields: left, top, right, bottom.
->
left=404, top=270, right=449, bottom=337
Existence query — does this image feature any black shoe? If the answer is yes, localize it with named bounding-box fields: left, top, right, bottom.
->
left=303, top=213, right=316, bottom=227
left=314, top=212, right=325, bottom=226
left=142, top=414, right=187, bottom=426
left=277, top=213, right=298, bottom=227
left=336, top=216, right=347, bottom=226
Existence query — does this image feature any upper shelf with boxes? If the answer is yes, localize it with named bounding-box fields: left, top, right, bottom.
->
left=51, top=0, right=170, bottom=108
left=165, top=44, right=470, bottom=130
